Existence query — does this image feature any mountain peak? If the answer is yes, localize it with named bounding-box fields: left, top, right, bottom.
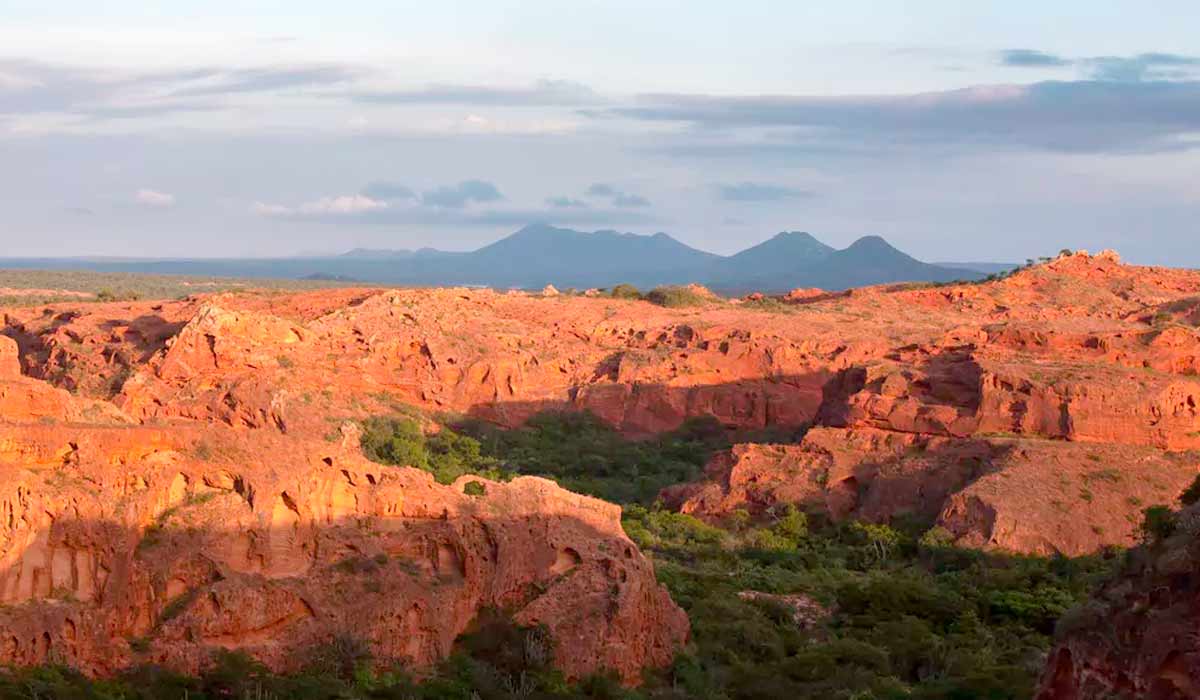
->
left=843, top=235, right=906, bottom=257
left=847, top=234, right=892, bottom=247
left=727, top=231, right=834, bottom=260
left=772, top=230, right=819, bottom=242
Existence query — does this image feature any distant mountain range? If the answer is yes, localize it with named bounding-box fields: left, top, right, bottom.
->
left=934, top=261, right=1021, bottom=275
left=0, top=224, right=1001, bottom=292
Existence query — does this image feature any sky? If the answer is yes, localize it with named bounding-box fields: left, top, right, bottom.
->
left=1, top=1, right=1199, bottom=263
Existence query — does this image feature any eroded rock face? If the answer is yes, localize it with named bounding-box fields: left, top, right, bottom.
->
left=0, top=422, right=687, bottom=682
left=665, top=427, right=1199, bottom=556
left=1035, top=504, right=1200, bottom=699
left=0, top=335, right=19, bottom=379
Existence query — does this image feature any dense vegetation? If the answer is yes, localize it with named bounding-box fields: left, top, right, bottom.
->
left=358, top=410, right=1116, bottom=698
left=361, top=411, right=738, bottom=504
left=4, top=410, right=1119, bottom=699
left=624, top=507, right=1112, bottom=699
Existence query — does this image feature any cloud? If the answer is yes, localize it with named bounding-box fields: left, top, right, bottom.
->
left=255, top=194, right=387, bottom=216
left=0, top=59, right=362, bottom=123
left=251, top=177, right=653, bottom=228
left=261, top=181, right=501, bottom=216
left=299, top=194, right=387, bottom=214
left=361, top=181, right=415, bottom=201
left=255, top=201, right=652, bottom=228
left=254, top=180, right=503, bottom=220
left=605, top=79, right=1200, bottom=154
left=1082, top=53, right=1200, bottom=82
left=613, top=193, right=650, bottom=208
left=718, top=182, right=816, bottom=202
left=170, top=65, right=361, bottom=97
left=999, top=49, right=1072, bottom=68
left=584, top=183, right=651, bottom=207
left=252, top=202, right=293, bottom=216
left=349, top=79, right=597, bottom=106
left=545, top=196, right=588, bottom=208
left=135, top=189, right=175, bottom=207
left=421, top=180, right=503, bottom=209
left=996, top=49, right=1200, bottom=82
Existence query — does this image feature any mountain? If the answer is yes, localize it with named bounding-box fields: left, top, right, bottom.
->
left=702, top=231, right=834, bottom=289
left=936, top=261, right=1020, bottom=275
left=340, top=247, right=457, bottom=260
left=340, top=248, right=417, bottom=259
left=464, top=224, right=720, bottom=287
left=703, top=234, right=974, bottom=292
left=0, top=226, right=984, bottom=292
left=788, top=235, right=971, bottom=289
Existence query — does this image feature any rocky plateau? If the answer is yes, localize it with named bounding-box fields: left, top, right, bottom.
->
left=2, top=249, right=1200, bottom=689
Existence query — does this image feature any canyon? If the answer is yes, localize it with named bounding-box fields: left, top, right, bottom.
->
left=2, top=249, right=1200, bottom=690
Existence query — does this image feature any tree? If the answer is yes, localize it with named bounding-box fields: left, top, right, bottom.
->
left=1141, top=505, right=1177, bottom=544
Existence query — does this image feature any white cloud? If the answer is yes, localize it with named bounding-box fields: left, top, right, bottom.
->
left=300, top=194, right=387, bottom=214
left=135, top=188, right=175, bottom=207
left=254, top=194, right=388, bottom=217
left=251, top=201, right=293, bottom=216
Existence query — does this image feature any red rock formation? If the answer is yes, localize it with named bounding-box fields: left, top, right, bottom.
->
left=666, top=427, right=1199, bottom=556
left=0, top=419, right=687, bottom=682
left=1036, top=503, right=1200, bottom=699
left=0, top=335, right=19, bottom=379
left=2, top=250, right=1200, bottom=560
left=784, top=287, right=828, bottom=302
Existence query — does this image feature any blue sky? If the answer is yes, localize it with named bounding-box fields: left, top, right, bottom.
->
left=1, top=1, right=1198, bottom=262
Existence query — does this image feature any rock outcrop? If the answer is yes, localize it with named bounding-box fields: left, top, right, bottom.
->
left=0, top=419, right=687, bottom=682
left=1036, top=503, right=1200, bottom=699
left=664, top=427, right=1199, bottom=556
left=656, top=253, right=1200, bottom=554
left=0, top=334, right=19, bottom=379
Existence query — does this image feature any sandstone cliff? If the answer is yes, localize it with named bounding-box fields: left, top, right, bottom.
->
left=1036, top=503, right=1200, bottom=699
left=0, top=418, right=687, bottom=682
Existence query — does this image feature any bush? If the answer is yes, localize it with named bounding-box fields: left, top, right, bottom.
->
left=360, top=416, right=504, bottom=484
left=361, top=416, right=429, bottom=471
left=1180, top=474, right=1200, bottom=506
left=645, top=285, right=709, bottom=308
left=1141, top=505, right=1178, bottom=543
left=609, top=283, right=643, bottom=299
left=95, top=288, right=143, bottom=302
left=919, top=526, right=955, bottom=549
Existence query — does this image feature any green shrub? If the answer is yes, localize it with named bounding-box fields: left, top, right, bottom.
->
left=1180, top=474, right=1200, bottom=506
left=1141, top=505, right=1178, bottom=543
left=645, top=285, right=709, bottom=308
left=361, top=416, right=429, bottom=470
left=360, top=416, right=507, bottom=484
left=609, top=283, right=643, bottom=299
